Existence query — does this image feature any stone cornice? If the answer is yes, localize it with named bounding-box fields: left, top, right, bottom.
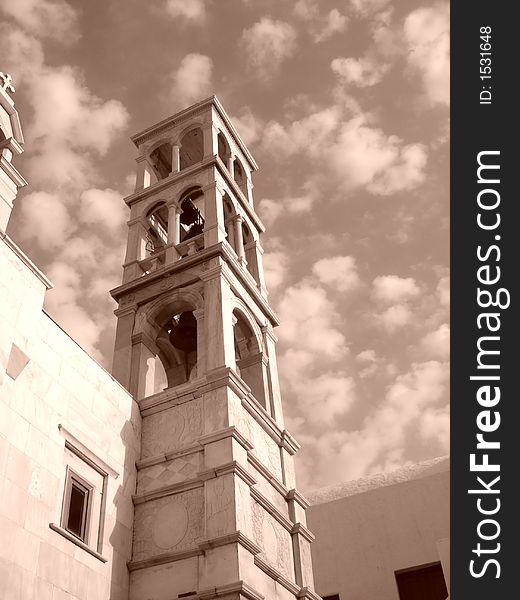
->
left=127, top=547, right=203, bottom=571
left=130, top=95, right=258, bottom=172
left=254, top=556, right=300, bottom=596
left=132, top=475, right=204, bottom=504
left=198, top=531, right=261, bottom=556
left=286, top=489, right=311, bottom=510
left=199, top=581, right=265, bottom=600
left=110, top=241, right=279, bottom=327
left=251, top=487, right=293, bottom=532
left=198, top=426, right=254, bottom=452
left=0, top=231, right=52, bottom=290
left=198, top=460, right=257, bottom=487
left=291, top=523, right=315, bottom=543
left=136, top=443, right=203, bottom=470
left=298, top=588, right=323, bottom=600
left=248, top=453, right=289, bottom=498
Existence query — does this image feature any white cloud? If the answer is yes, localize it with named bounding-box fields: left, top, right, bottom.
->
left=372, top=275, right=421, bottom=303
left=78, top=188, right=128, bottom=234
left=297, top=360, right=448, bottom=488
left=356, top=349, right=376, bottom=362
left=369, top=142, right=427, bottom=194
left=241, top=18, right=297, bottom=81
left=171, top=53, right=213, bottom=108
left=312, top=256, right=360, bottom=292
left=258, top=193, right=314, bottom=226
left=261, top=105, right=428, bottom=196
left=164, top=0, right=208, bottom=21
left=0, top=0, right=80, bottom=43
left=277, top=282, right=347, bottom=359
left=295, top=2, right=348, bottom=43
left=316, top=10, right=348, bottom=42
left=420, top=323, right=449, bottom=360
left=262, top=250, right=289, bottom=291
left=404, top=3, right=450, bottom=106
left=294, top=0, right=319, bottom=20
left=231, top=107, right=263, bottom=146
left=377, top=304, right=412, bottom=333
left=350, top=0, right=391, bottom=17
left=18, top=192, right=73, bottom=249
left=331, top=56, right=389, bottom=87
left=437, top=275, right=450, bottom=307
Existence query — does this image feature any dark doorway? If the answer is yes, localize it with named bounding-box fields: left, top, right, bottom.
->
left=395, top=562, right=448, bottom=600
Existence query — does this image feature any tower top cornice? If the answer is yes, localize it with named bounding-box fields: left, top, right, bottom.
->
left=130, top=95, right=258, bottom=172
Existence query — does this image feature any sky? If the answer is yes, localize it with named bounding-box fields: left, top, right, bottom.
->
left=0, top=0, right=449, bottom=493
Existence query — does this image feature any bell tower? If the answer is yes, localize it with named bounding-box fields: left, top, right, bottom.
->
left=111, top=97, right=319, bottom=600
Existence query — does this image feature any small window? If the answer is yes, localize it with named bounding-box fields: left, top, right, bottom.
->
left=322, top=595, right=340, bottom=600
left=62, top=469, right=93, bottom=542
left=395, top=562, right=448, bottom=600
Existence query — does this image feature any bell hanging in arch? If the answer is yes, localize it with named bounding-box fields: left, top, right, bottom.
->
left=169, top=311, right=197, bottom=352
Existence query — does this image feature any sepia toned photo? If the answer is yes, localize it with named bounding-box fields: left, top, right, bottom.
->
left=0, top=1, right=449, bottom=599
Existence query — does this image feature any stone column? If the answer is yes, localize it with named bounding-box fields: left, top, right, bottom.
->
left=135, top=155, right=154, bottom=190
left=193, top=308, right=206, bottom=378
left=171, top=144, right=180, bottom=173
left=202, top=182, right=227, bottom=247
left=111, top=305, right=137, bottom=390
left=244, top=240, right=267, bottom=296
left=202, top=122, right=219, bottom=158
left=227, top=154, right=235, bottom=175
left=129, top=332, right=157, bottom=400
left=165, top=203, right=181, bottom=263
left=246, top=178, right=254, bottom=205
left=122, top=218, right=149, bottom=283
left=200, top=264, right=236, bottom=371
left=233, top=215, right=246, bottom=266
left=262, top=325, right=285, bottom=428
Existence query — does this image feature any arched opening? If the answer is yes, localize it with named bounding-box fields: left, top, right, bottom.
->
left=180, top=127, right=203, bottom=170
left=218, top=132, right=231, bottom=167
left=223, top=194, right=236, bottom=252
left=149, top=142, right=173, bottom=180
left=154, top=309, right=199, bottom=389
left=241, top=221, right=260, bottom=285
left=233, top=157, right=248, bottom=197
left=233, top=310, right=267, bottom=409
left=179, top=187, right=205, bottom=244
left=143, top=203, right=168, bottom=271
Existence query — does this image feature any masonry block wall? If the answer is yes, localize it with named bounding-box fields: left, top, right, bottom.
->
left=0, top=236, right=140, bottom=600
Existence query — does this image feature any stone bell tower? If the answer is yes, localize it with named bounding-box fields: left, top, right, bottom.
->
left=110, top=96, right=319, bottom=600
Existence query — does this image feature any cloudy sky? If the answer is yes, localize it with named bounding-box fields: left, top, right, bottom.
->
left=0, top=0, right=449, bottom=492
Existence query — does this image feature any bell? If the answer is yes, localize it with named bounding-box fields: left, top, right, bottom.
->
left=183, top=222, right=204, bottom=241
left=180, top=200, right=199, bottom=225
left=169, top=311, right=197, bottom=352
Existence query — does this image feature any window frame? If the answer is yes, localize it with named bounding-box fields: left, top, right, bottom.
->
left=61, top=466, right=94, bottom=544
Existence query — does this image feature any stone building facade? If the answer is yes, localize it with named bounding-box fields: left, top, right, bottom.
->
left=0, top=82, right=319, bottom=600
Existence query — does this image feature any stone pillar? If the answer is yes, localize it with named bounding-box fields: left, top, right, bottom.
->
left=122, top=219, right=149, bottom=283
left=202, top=122, right=219, bottom=158
left=246, top=178, right=254, bottom=205
left=233, top=215, right=246, bottom=266
left=165, top=203, right=181, bottom=263
left=201, top=264, right=236, bottom=371
left=129, top=332, right=157, bottom=400
left=171, top=144, right=180, bottom=173
left=203, top=182, right=227, bottom=247
left=111, top=305, right=137, bottom=390
left=135, top=155, right=154, bottom=190
left=262, top=325, right=285, bottom=428
left=244, top=240, right=267, bottom=296
left=227, top=154, right=235, bottom=175
left=193, top=308, right=206, bottom=378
